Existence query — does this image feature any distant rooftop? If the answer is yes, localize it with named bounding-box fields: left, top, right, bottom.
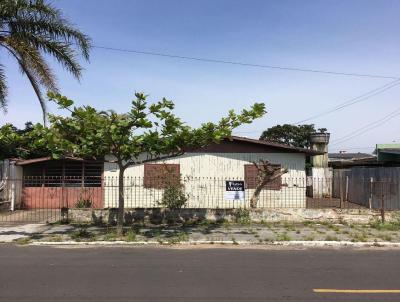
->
left=329, top=152, right=375, bottom=161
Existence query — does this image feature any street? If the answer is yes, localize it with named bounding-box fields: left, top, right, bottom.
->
left=1, top=245, right=400, bottom=301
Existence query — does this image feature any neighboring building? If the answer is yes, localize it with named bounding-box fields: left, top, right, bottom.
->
left=1, top=136, right=322, bottom=210
left=376, top=144, right=400, bottom=163
left=329, top=152, right=376, bottom=168
left=329, top=144, right=400, bottom=210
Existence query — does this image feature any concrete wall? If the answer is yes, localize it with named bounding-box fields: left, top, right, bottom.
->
left=310, top=167, right=333, bottom=198
left=68, top=208, right=397, bottom=225
left=103, top=152, right=307, bottom=209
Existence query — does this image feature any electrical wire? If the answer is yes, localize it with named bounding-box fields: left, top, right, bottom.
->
left=92, top=44, right=400, bottom=79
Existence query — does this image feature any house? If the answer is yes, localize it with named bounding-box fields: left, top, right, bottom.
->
left=1, top=136, right=322, bottom=210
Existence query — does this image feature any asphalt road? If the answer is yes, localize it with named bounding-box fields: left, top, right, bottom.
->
left=1, top=245, right=400, bottom=302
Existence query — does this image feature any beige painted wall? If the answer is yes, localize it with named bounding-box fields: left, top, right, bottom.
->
left=103, top=152, right=307, bottom=208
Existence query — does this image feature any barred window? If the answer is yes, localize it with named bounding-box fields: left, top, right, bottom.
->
left=244, top=164, right=282, bottom=190
left=143, top=164, right=180, bottom=189
left=23, top=161, right=103, bottom=187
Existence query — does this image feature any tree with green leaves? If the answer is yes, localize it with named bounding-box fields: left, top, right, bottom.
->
left=0, top=121, right=50, bottom=160
left=0, top=0, right=90, bottom=124
left=41, top=92, right=266, bottom=235
left=259, top=124, right=327, bottom=148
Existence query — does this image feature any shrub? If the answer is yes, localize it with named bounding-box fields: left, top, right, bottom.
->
left=234, top=208, right=251, bottom=225
left=160, top=183, right=188, bottom=209
left=75, top=198, right=92, bottom=208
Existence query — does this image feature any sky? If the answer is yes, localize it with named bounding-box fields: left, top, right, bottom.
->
left=1, top=0, right=400, bottom=153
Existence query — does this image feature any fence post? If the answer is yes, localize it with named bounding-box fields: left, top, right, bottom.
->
left=369, top=177, right=373, bottom=209
left=345, top=176, right=349, bottom=203
left=339, top=177, right=344, bottom=209
left=381, top=184, right=385, bottom=224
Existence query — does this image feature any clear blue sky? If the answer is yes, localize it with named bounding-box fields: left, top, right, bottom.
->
left=2, top=0, right=400, bottom=153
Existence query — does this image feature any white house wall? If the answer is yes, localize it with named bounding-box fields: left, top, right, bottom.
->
left=103, top=152, right=307, bottom=209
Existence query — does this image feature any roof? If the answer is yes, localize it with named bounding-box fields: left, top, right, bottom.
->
left=14, top=136, right=323, bottom=166
left=15, top=156, right=84, bottom=166
left=378, top=148, right=400, bottom=155
left=229, top=136, right=324, bottom=155
left=329, top=153, right=375, bottom=161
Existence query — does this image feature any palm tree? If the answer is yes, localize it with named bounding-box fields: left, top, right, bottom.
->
left=0, top=0, right=90, bottom=124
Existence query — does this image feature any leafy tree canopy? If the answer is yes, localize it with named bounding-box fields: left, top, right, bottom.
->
left=43, top=92, right=266, bottom=167
left=0, top=122, right=50, bottom=160
left=259, top=124, right=327, bottom=148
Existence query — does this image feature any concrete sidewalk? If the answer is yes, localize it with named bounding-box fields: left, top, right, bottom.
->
left=2, top=219, right=400, bottom=247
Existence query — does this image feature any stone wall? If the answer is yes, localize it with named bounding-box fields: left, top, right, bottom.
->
left=67, top=207, right=397, bottom=225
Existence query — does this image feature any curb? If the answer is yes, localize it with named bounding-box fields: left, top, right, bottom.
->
left=28, top=240, right=400, bottom=247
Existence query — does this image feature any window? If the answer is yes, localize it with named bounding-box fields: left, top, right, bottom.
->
left=23, top=161, right=103, bottom=187
left=244, top=164, right=282, bottom=190
left=143, top=164, right=180, bottom=189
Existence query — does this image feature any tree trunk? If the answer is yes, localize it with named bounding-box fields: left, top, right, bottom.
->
left=117, top=165, right=125, bottom=237
left=250, top=181, right=266, bottom=208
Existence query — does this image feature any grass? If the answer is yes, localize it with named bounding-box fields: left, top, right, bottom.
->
left=324, top=235, right=339, bottom=241
left=303, top=235, right=315, bottom=241
left=71, top=228, right=94, bottom=241
left=167, top=231, right=188, bottom=244
left=48, top=235, right=63, bottom=242
left=231, top=237, right=239, bottom=245
left=124, top=229, right=137, bottom=242
left=350, top=232, right=368, bottom=242
left=234, top=209, right=251, bottom=225
left=302, top=221, right=315, bottom=227
left=102, top=229, right=118, bottom=241
left=14, top=237, right=31, bottom=245
left=370, top=219, right=400, bottom=231
left=381, top=234, right=393, bottom=242
left=275, top=232, right=291, bottom=242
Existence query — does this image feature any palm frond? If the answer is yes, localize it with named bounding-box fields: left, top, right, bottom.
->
left=7, top=32, right=83, bottom=79
left=0, top=0, right=91, bottom=123
left=3, top=43, right=48, bottom=124
left=0, top=64, right=8, bottom=111
left=4, top=36, right=58, bottom=91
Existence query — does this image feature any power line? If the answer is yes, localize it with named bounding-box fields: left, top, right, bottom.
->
left=331, top=107, right=400, bottom=145
left=92, top=44, right=400, bottom=80
left=233, top=80, right=400, bottom=134
left=293, top=79, right=400, bottom=124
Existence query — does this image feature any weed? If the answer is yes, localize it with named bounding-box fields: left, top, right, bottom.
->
left=125, top=229, right=137, bottom=242
left=48, top=235, right=63, bottom=242
left=71, top=228, right=94, bottom=241
left=103, top=229, right=118, bottom=241
left=381, top=234, right=393, bottom=242
left=14, top=237, right=31, bottom=245
left=260, top=220, right=272, bottom=228
left=303, top=235, right=315, bottom=241
left=283, top=222, right=295, bottom=231
left=303, top=221, right=315, bottom=227
left=231, top=237, right=239, bottom=245
left=234, top=208, right=251, bottom=225
left=275, top=232, right=291, bottom=242
left=168, top=231, right=188, bottom=244
left=370, top=219, right=400, bottom=231
left=350, top=232, right=367, bottom=242
left=75, top=199, right=92, bottom=208
left=325, top=235, right=339, bottom=241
